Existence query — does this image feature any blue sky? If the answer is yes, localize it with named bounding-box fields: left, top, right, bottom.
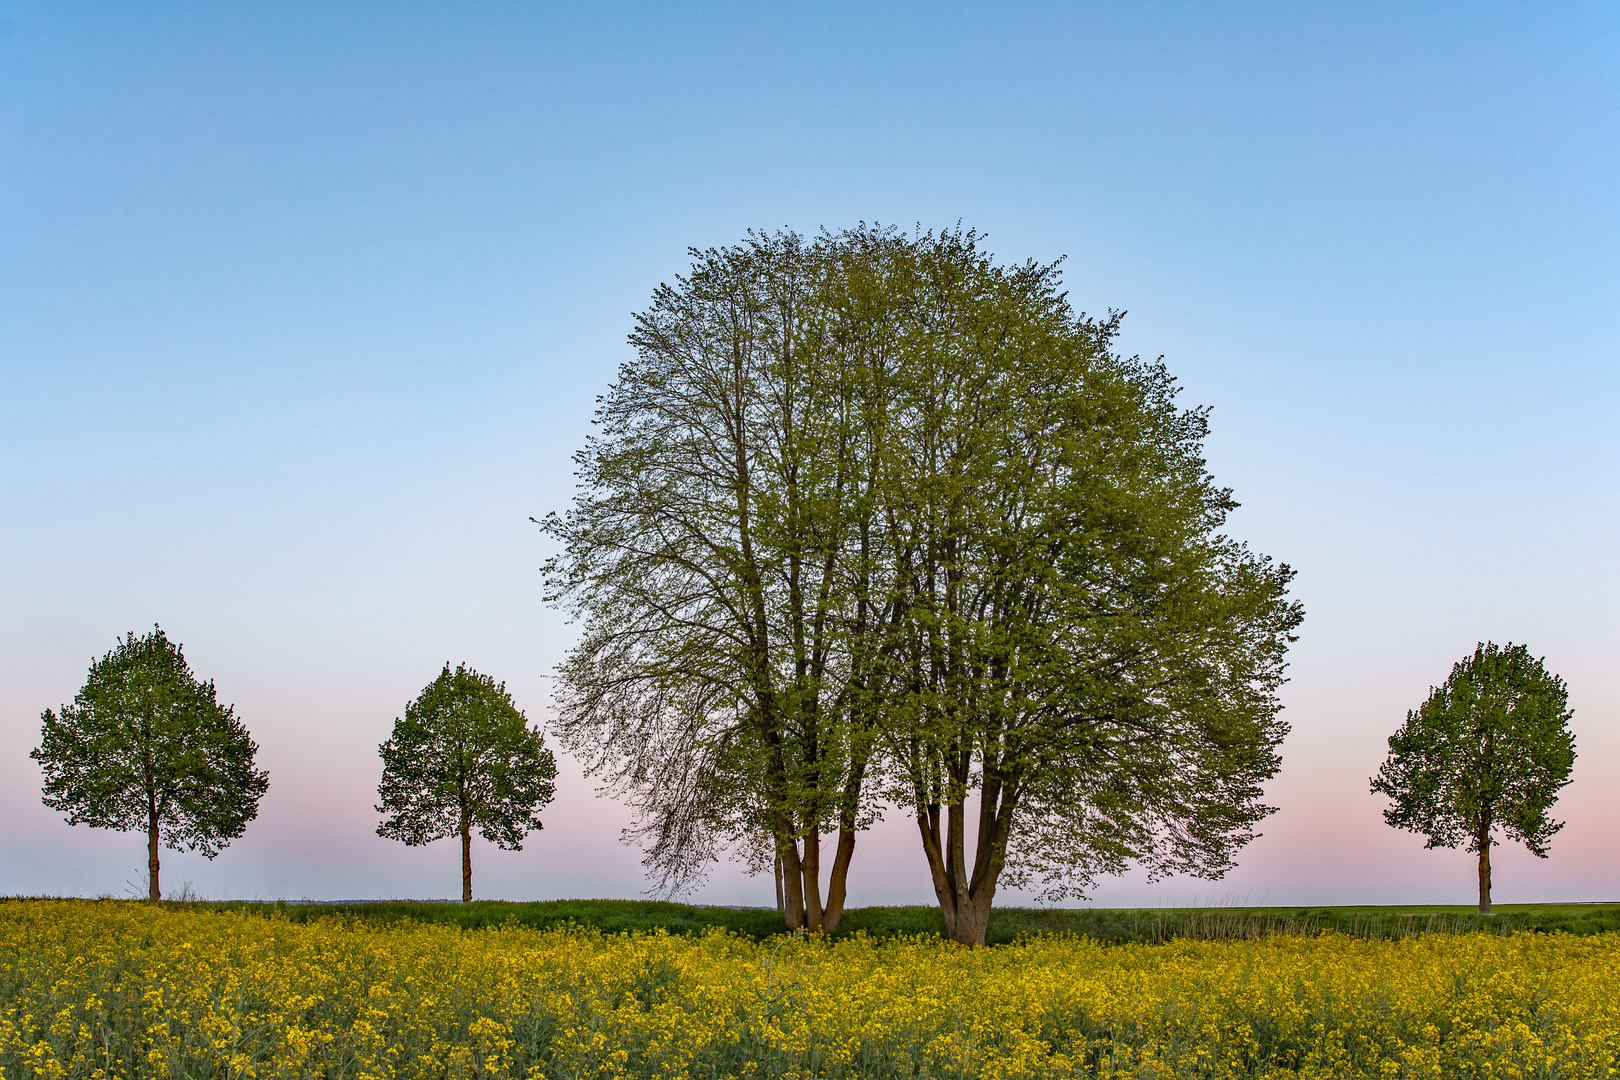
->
left=2, top=2, right=1615, bottom=906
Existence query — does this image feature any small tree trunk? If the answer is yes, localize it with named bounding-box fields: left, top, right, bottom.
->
left=915, top=799, right=960, bottom=933
left=801, top=822, right=825, bottom=931
left=819, top=762, right=868, bottom=935
left=461, top=821, right=473, bottom=903
left=147, top=807, right=161, bottom=902
left=774, top=855, right=785, bottom=914
left=1477, top=840, right=1492, bottom=914
left=820, top=824, right=858, bottom=934
left=945, top=798, right=972, bottom=939
left=776, top=817, right=807, bottom=929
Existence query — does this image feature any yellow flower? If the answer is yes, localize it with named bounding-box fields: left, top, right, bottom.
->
left=2, top=900, right=1618, bottom=1079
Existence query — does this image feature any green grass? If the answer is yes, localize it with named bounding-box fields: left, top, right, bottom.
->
left=192, top=898, right=1620, bottom=944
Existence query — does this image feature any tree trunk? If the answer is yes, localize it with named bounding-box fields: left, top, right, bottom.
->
left=1477, top=839, right=1492, bottom=914
left=915, top=799, right=1002, bottom=946
left=147, top=806, right=161, bottom=902
left=950, top=891, right=996, bottom=947
left=461, top=820, right=473, bottom=903
left=820, top=823, right=858, bottom=934
left=776, top=822, right=807, bottom=929
left=912, top=763, right=1017, bottom=946
left=774, top=855, right=785, bottom=914
left=819, top=746, right=874, bottom=935
left=801, top=822, right=825, bottom=931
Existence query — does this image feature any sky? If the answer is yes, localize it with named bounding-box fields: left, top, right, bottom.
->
left=1, top=1, right=1615, bottom=908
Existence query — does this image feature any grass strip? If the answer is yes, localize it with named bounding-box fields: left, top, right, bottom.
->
left=185, top=897, right=1620, bottom=942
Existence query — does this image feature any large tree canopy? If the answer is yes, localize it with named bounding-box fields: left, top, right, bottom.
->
left=33, top=626, right=269, bottom=901
left=1371, top=641, right=1574, bottom=913
left=376, top=663, right=558, bottom=902
left=544, top=226, right=1302, bottom=939
left=867, top=235, right=1301, bottom=943
left=543, top=229, right=905, bottom=930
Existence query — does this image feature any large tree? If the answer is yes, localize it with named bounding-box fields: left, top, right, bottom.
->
left=1371, top=642, right=1574, bottom=913
left=545, top=226, right=1301, bottom=940
left=542, top=228, right=909, bottom=931
left=376, top=663, right=558, bottom=902
left=33, top=627, right=269, bottom=901
left=873, top=235, right=1302, bottom=944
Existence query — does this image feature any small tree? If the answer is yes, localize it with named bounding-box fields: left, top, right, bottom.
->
left=1371, top=642, right=1575, bottom=913
left=32, top=627, right=269, bottom=901
left=376, top=663, right=558, bottom=901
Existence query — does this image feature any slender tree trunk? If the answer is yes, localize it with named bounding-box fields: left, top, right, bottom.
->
left=761, top=703, right=809, bottom=930
left=947, top=791, right=969, bottom=926
left=147, top=805, right=161, bottom=902
left=775, top=820, right=807, bottom=929
left=801, top=822, right=825, bottom=931
left=821, top=822, right=859, bottom=934
left=916, top=802, right=957, bottom=930
left=461, top=819, right=473, bottom=903
left=1477, top=838, right=1492, bottom=914
left=774, top=855, right=785, bottom=913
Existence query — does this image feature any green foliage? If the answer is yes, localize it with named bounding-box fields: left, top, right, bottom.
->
left=376, top=664, right=558, bottom=899
left=869, top=233, right=1303, bottom=942
left=542, top=227, right=918, bottom=929
left=31, top=626, right=268, bottom=897
left=544, top=225, right=1302, bottom=942
left=1372, top=643, right=1574, bottom=856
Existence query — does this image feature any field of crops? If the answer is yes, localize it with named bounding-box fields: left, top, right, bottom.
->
left=3, top=900, right=1619, bottom=1079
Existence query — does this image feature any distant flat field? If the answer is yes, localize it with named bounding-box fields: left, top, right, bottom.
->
left=192, top=898, right=1620, bottom=942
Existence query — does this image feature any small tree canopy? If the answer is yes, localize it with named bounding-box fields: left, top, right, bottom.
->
left=32, top=626, right=269, bottom=900
left=376, top=663, right=558, bottom=901
left=1371, top=641, right=1575, bottom=913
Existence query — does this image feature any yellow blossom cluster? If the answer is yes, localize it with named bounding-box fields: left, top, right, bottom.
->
left=2, top=900, right=1617, bottom=1079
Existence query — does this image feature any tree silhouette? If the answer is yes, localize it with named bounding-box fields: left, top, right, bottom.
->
left=1372, top=642, right=1575, bottom=913
left=376, top=663, right=557, bottom=901
left=33, top=627, right=268, bottom=900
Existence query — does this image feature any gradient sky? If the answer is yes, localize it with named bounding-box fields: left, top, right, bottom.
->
left=2, top=2, right=1615, bottom=908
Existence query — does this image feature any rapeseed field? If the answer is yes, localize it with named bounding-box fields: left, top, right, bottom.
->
left=2, top=900, right=1616, bottom=1079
